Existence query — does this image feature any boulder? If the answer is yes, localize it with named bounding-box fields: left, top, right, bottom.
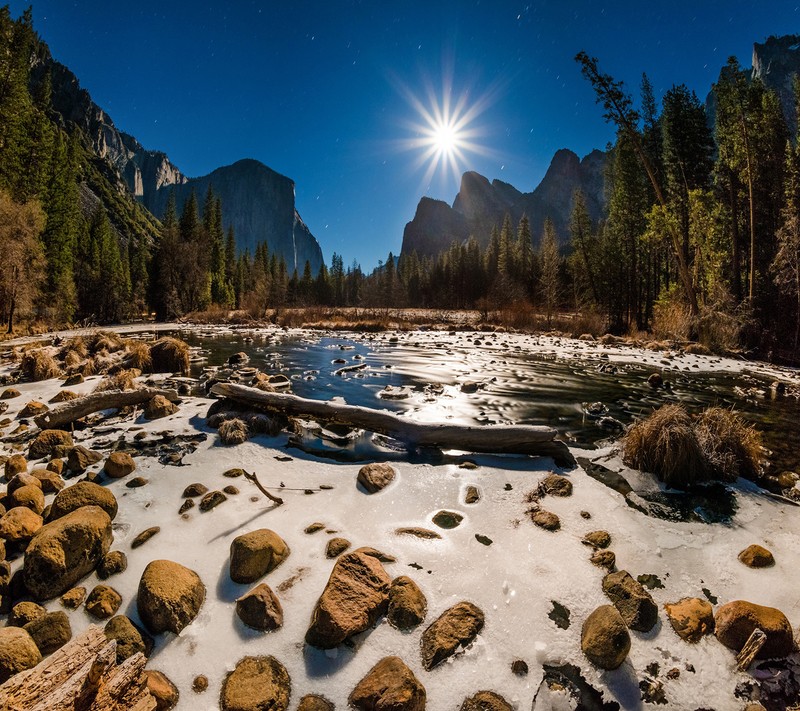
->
left=460, top=691, right=513, bottom=711
left=664, top=598, right=715, bottom=643
left=349, top=656, right=426, bottom=711
left=229, top=529, right=290, bottom=584
left=85, top=584, right=122, bottom=619
left=22, top=610, right=72, bottom=655
left=357, top=462, right=396, bottom=493
left=24, top=505, right=113, bottom=600
left=0, top=626, right=42, bottom=683
left=144, top=670, right=180, bottom=710
left=19, top=401, right=48, bottom=418
left=582, top=530, right=611, bottom=549
left=66, top=445, right=103, bottom=473
left=298, top=696, right=334, bottom=711
left=144, top=395, right=178, bottom=420
left=104, top=451, right=136, bottom=478
left=131, top=527, right=160, bottom=548
left=581, top=605, right=631, bottom=670
left=182, top=482, right=208, bottom=497
left=236, top=584, right=283, bottom=631
left=0, top=506, right=43, bottom=542
left=420, top=601, right=484, bottom=670
left=104, top=615, right=154, bottom=662
left=738, top=544, right=775, bottom=568
left=325, top=537, right=351, bottom=558
left=0, top=387, right=20, bottom=399
left=590, top=550, right=616, bottom=570
left=29, top=430, right=73, bottom=460
left=432, top=510, right=463, bottom=529
left=305, top=548, right=391, bottom=648
left=199, top=490, right=227, bottom=511
left=7, top=472, right=42, bottom=494
left=10, top=485, right=45, bottom=515
left=530, top=509, right=560, bottom=531
left=48, top=481, right=117, bottom=521
left=97, top=550, right=127, bottom=579
left=137, top=559, right=205, bottom=634
left=464, top=485, right=481, bottom=504
left=60, top=586, right=86, bottom=609
left=602, top=570, right=659, bottom=632
left=8, top=601, right=45, bottom=627
left=220, top=656, right=291, bottom=711
left=4, top=454, right=27, bottom=480
left=714, top=600, right=795, bottom=658
left=388, top=576, right=427, bottom=630
left=30, top=469, right=64, bottom=493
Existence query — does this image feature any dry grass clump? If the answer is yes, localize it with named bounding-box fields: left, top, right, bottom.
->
left=63, top=349, right=83, bottom=370
left=693, top=407, right=763, bottom=482
left=93, top=369, right=141, bottom=393
left=623, top=403, right=765, bottom=488
left=683, top=342, right=712, bottom=356
left=87, top=331, right=125, bottom=354
left=149, top=337, right=190, bottom=375
left=623, top=404, right=707, bottom=488
left=62, top=336, right=88, bottom=358
left=218, top=418, right=249, bottom=445
left=20, top=348, right=62, bottom=381
left=123, top=339, right=152, bottom=371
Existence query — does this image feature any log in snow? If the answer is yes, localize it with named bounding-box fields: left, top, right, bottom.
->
left=211, top=382, right=576, bottom=467
left=34, top=387, right=180, bottom=429
left=0, top=626, right=156, bottom=711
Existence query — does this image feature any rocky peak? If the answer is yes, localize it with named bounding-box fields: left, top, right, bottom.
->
left=752, top=34, right=800, bottom=134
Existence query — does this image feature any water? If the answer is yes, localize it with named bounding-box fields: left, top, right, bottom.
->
left=173, top=328, right=800, bottom=475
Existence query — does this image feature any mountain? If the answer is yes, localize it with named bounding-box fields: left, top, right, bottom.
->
left=401, top=148, right=606, bottom=258
left=38, top=44, right=323, bottom=274
left=752, top=34, right=800, bottom=136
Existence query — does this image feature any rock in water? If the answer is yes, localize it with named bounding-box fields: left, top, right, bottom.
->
left=236, top=584, right=283, bottom=631
left=357, top=462, right=396, bottom=493
left=349, top=656, right=426, bottom=711
left=104, top=451, right=136, bottom=478
left=0, top=626, right=42, bottom=683
left=220, top=656, right=291, bottom=711
left=714, top=600, right=794, bottom=658
left=602, top=570, right=659, bottom=632
left=137, top=560, right=205, bottom=634
left=460, top=691, right=513, bottom=711
left=305, top=548, right=391, bottom=648
left=388, top=576, right=427, bottom=630
left=48, top=481, right=118, bottom=521
left=24, top=505, right=113, bottom=600
left=104, top=615, right=154, bottom=662
left=420, top=601, right=484, bottom=671
left=664, top=598, right=715, bottom=643
left=229, top=529, right=290, bottom=584
left=738, top=544, right=775, bottom=568
left=581, top=605, right=631, bottom=670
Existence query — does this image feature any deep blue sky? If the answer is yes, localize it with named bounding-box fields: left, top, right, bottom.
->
left=10, top=1, right=800, bottom=268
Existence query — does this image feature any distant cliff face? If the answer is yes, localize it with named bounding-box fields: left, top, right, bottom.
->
left=401, top=148, right=606, bottom=258
left=752, top=34, right=800, bottom=135
left=41, top=48, right=322, bottom=274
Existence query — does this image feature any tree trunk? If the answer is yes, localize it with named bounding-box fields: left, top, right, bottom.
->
left=211, top=382, right=576, bottom=467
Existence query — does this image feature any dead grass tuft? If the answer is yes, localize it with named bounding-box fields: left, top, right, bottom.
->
left=87, top=331, right=125, bottom=354
left=149, top=337, right=190, bottom=375
left=218, top=418, right=249, bottom=445
left=693, top=407, right=763, bottom=482
left=123, top=339, right=152, bottom=371
left=20, top=348, right=62, bottom=381
left=93, top=369, right=141, bottom=393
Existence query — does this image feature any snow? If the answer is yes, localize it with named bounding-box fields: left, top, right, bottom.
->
left=1, top=327, right=799, bottom=709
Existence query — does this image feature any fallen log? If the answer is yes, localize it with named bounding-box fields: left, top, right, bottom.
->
left=34, top=387, right=180, bottom=429
left=0, top=626, right=156, bottom=711
left=211, top=382, right=576, bottom=467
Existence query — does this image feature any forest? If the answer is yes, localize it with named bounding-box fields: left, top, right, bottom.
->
left=2, top=8, right=800, bottom=362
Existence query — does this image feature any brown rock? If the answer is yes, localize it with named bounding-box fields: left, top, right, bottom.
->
left=4, top=454, right=27, bottom=480
left=23, top=610, right=72, bottom=655
left=582, top=530, right=611, bottom=549
left=28, top=430, right=73, bottom=460
left=460, top=691, right=513, bottom=711
left=0, top=626, right=42, bottom=683
left=388, top=576, right=427, bottom=630
left=126, top=476, right=148, bottom=488
left=298, top=695, right=334, bottom=711
left=432, top=510, right=463, bottom=529
left=85, top=584, right=122, bottom=619
left=60, top=586, right=87, bottom=609
left=183, top=482, right=208, bottom=497
left=19, top=401, right=48, bottom=418
left=199, top=490, right=227, bottom=511
left=0, top=506, right=43, bottom=542
left=236, top=583, right=283, bottom=631
left=223, top=468, right=246, bottom=478
left=8, top=600, right=46, bottom=627
left=738, top=544, right=775, bottom=568
left=48, top=480, right=118, bottom=521
left=7, top=472, right=42, bottom=494
left=131, top=526, right=160, bottom=548
left=145, top=669, right=180, bottom=710
left=229, top=529, right=290, bottom=584
left=137, top=559, right=205, bottom=634
left=46, top=459, right=65, bottom=475
left=10, top=485, right=45, bottom=515
left=178, top=499, right=194, bottom=515
left=305, top=522, right=325, bottom=534
left=193, top=675, right=209, bottom=693
left=104, top=451, right=136, bottom=478
left=326, top=537, right=351, bottom=558
left=602, top=570, right=659, bottom=632
left=420, top=601, right=484, bottom=670
left=30, top=468, right=64, bottom=493
left=664, top=597, right=715, bottom=643
left=349, top=656, right=426, bottom=711
left=223, top=485, right=239, bottom=495
left=305, top=548, right=391, bottom=648
left=395, top=527, right=442, bottom=539
left=530, top=509, right=560, bottom=531
left=464, top=485, right=480, bottom=504
left=144, top=395, right=178, bottom=420
left=581, top=605, right=631, bottom=670
left=0, top=388, right=20, bottom=399
left=357, top=462, right=396, bottom=493
left=66, top=445, right=103, bottom=473
left=541, top=473, right=573, bottom=497
left=23, top=505, right=113, bottom=600
left=104, top=615, right=154, bottom=662
left=714, top=600, right=795, bottom=658
left=220, top=656, right=291, bottom=711
left=590, top=550, right=617, bottom=570
left=97, top=550, right=127, bottom=579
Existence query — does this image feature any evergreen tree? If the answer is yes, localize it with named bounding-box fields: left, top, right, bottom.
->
left=539, top=218, right=560, bottom=327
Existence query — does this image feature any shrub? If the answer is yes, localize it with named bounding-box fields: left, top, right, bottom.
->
left=623, top=404, right=707, bottom=488
left=219, top=418, right=249, bottom=445
left=20, top=348, right=62, bottom=381
left=149, top=337, right=190, bottom=375
left=694, top=407, right=763, bottom=482
left=87, top=330, right=125, bottom=354
left=122, top=339, right=152, bottom=371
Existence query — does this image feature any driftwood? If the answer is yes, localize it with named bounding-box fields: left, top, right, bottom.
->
left=736, top=627, right=767, bottom=671
left=211, top=382, right=576, bottom=467
left=244, top=469, right=284, bottom=505
left=334, top=362, right=368, bottom=376
left=0, top=626, right=156, bottom=711
left=34, top=387, right=180, bottom=429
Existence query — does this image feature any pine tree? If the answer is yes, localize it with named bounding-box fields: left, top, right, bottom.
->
left=569, top=190, right=599, bottom=304
left=539, top=218, right=560, bottom=327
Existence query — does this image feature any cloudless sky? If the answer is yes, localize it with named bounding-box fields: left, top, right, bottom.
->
left=8, top=1, right=800, bottom=268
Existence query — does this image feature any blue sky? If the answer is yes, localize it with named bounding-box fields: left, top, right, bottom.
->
left=10, top=1, right=800, bottom=268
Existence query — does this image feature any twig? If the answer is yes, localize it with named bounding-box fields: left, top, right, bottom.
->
left=736, top=627, right=766, bottom=671
left=243, top=470, right=284, bottom=505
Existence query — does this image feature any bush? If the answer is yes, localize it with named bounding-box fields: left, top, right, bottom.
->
left=87, top=330, right=125, bottom=354
left=149, top=337, right=190, bottom=375
left=20, top=348, right=62, bottom=381
left=694, top=407, right=762, bottom=482
left=122, top=339, right=152, bottom=371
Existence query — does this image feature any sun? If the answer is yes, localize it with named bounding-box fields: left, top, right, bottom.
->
left=431, top=119, right=460, bottom=156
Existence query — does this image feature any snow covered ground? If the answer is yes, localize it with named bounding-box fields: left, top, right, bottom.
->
left=1, top=327, right=799, bottom=709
